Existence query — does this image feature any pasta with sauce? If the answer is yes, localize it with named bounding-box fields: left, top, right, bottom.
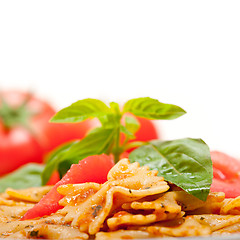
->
left=0, top=158, right=240, bottom=239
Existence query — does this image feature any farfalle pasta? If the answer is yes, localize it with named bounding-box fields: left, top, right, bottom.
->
left=0, top=158, right=240, bottom=239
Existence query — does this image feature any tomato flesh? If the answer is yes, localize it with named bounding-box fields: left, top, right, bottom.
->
left=22, top=154, right=114, bottom=220
left=210, top=151, right=240, bottom=198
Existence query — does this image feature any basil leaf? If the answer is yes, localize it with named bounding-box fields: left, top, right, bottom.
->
left=120, top=116, right=140, bottom=140
left=97, top=102, right=121, bottom=128
left=124, top=115, right=140, bottom=135
left=0, top=164, right=44, bottom=192
left=65, top=127, right=116, bottom=159
left=120, top=125, right=135, bottom=139
left=50, top=98, right=111, bottom=123
left=42, top=127, right=116, bottom=184
left=45, top=141, right=78, bottom=165
left=58, top=161, right=73, bottom=179
left=129, top=138, right=212, bottom=201
left=41, top=141, right=79, bottom=185
left=109, top=102, right=121, bottom=115
left=123, top=97, right=186, bottom=120
left=98, top=114, right=118, bottom=129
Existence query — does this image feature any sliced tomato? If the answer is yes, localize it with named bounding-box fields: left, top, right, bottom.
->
left=22, top=154, right=114, bottom=220
left=211, top=178, right=240, bottom=198
left=211, top=151, right=240, bottom=179
left=210, top=151, right=240, bottom=198
left=46, top=171, right=60, bottom=185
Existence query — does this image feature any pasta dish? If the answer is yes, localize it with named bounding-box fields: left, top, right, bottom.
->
left=0, top=158, right=240, bottom=239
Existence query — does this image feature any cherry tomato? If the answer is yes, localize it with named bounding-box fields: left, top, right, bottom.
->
left=0, top=90, right=94, bottom=176
left=210, top=151, right=240, bottom=198
left=22, top=154, right=114, bottom=220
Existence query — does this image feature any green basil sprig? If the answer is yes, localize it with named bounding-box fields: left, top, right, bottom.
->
left=123, top=97, right=186, bottom=120
left=0, top=164, right=44, bottom=192
left=129, top=138, right=213, bottom=201
left=1, top=97, right=214, bottom=201
left=42, top=97, right=186, bottom=185
left=41, top=127, right=116, bottom=185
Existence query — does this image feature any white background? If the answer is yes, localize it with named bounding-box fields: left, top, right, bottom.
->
left=0, top=1, right=240, bottom=157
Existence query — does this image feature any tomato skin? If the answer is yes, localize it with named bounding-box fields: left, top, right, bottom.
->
left=210, top=151, right=240, bottom=198
left=0, top=127, right=43, bottom=175
left=46, top=171, right=60, bottom=185
left=211, top=151, right=240, bottom=179
left=211, top=178, right=240, bottom=198
left=133, top=116, right=159, bottom=142
left=0, top=90, right=53, bottom=175
left=34, top=120, right=94, bottom=153
left=22, top=154, right=114, bottom=220
left=0, top=90, right=94, bottom=176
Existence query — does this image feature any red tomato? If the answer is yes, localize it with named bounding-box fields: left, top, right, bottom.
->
left=0, top=90, right=94, bottom=176
left=22, top=154, right=114, bottom=220
left=46, top=171, right=60, bottom=185
left=210, top=151, right=240, bottom=198
left=133, top=116, right=159, bottom=142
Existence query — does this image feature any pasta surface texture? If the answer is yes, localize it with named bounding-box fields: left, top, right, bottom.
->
left=0, top=158, right=240, bottom=239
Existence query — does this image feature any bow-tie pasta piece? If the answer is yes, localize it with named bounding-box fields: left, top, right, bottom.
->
left=220, top=196, right=240, bottom=215
left=95, top=230, right=151, bottom=240
left=5, top=186, right=52, bottom=203
left=147, top=217, right=211, bottom=237
left=57, top=159, right=169, bottom=235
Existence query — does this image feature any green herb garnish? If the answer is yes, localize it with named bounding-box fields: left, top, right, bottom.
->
left=0, top=164, right=44, bottom=192
left=40, top=96, right=212, bottom=201
left=129, top=138, right=212, bottom=201
left=29, top=230, right=39, bottom=238
left=42, top=97, right=185, bottom=184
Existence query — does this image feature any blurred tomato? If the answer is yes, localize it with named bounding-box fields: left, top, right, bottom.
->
left=133, top=116, right=159, bottom=142
left=22, top=154, right=114, bottom=220
left=210, top=151, right=240, bottom=198
left=0, top=90, right=94, bottom=176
